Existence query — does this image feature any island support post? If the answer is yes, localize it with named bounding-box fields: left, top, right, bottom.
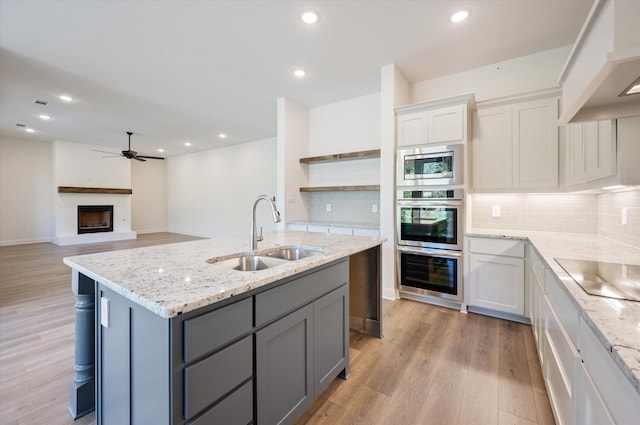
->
left=68, top=271, right=95, bottom=419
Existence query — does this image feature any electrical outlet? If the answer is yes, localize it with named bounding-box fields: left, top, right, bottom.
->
left=622, top=207, right=628, bottom=225
left=100, top=297, right=110, bottom=328
left=491, top=205, right=501, bottom=217
left=372, top=204, right=378, bottom=213
left=326, top=203, right=332, bottom=212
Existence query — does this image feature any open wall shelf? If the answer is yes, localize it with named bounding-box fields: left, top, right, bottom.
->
left=299, top=149, right=380, bottom=164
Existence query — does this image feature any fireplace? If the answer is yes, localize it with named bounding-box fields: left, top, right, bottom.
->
left=77, top=205, right=113, bottom=234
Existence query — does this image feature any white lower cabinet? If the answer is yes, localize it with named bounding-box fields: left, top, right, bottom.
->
left=526, top=242, right=640, bottom=425
left=467, top=237, right=525, bottom=316
left=577, top=362, right=615, bottom=425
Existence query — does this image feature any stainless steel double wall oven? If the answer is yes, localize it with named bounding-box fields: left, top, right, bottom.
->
left=396, top=144, right=465, bottom=302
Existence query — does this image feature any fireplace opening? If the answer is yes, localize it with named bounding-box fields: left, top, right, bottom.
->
left=78, top=205, right=114, bottom=234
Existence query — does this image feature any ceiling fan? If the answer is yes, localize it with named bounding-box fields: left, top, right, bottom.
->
left=94, top=131, right=165, bottom=162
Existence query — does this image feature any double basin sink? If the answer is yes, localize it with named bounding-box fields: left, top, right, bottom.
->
left=207, top=246, right=323, bottom=271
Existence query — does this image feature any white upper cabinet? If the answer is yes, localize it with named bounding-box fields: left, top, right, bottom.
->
left=472, top=92, right=559, bottom=191
left=396, top=93, right=474, bottom=148
left=563, top=120, right=616, bottom=187
left=472, top=105, right=512, bottom=189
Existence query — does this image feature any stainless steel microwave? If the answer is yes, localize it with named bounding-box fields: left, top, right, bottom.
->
left=397, top=143, right=464, bottom=186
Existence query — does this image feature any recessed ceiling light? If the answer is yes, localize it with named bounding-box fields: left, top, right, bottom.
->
left=39, top=114, right=50, bottom=120
left=218, top=133, right=227, bottom=139
left=602, top=185, right=625, bottom=190
left=184, top=142, right=191, bottom=147
left=294, top=69, right=306, bottom=78
left=620, top=76, right=640, bottom=96
left=25, top=128, right=35, bottom=133
left=301, top=11, right=318, bottom=24
left=59, top=94, right=73, bottom=102
left=158, top=148, right=165, bottom=153
left=451, top=10, right=469, bottom=23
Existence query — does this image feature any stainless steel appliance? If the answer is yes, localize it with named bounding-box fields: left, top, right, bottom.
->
left=396, top=188, right=464, bottom=302
left=397, top=245, right=463, bottom=301
left=396, top=188, right=464, bottom=250
left=555, top=258, right=640, bottom=302
left=397, top=143, right=464, bottom=186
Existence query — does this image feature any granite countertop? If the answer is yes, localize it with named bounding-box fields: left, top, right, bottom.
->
left=287, top=220, right=380, bottom=229
left=468, top=229, right=640, bottom=396
left=64, top=231, right=383, bottom=319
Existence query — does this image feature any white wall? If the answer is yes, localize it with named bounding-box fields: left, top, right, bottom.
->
left=131, top=159, right=167, bottom=234
left=410, top=46, right=572, bottom=103
left=0, top=136, right=52, bottom=245
left=277, top=98, right=310, bottom=224
left=307, top=93, right=380, bottom=188
left=52, top=140, right=135, bottom=245
left=166, top=137, right=277, bottom=238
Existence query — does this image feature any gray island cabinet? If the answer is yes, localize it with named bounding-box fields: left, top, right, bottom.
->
left=64, top=232, right=381, bottom=425
left=97, top=259, right=348, bottom=425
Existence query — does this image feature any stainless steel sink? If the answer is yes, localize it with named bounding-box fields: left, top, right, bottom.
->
left=210, top=255, right=288, bottom=271
left=265, top=246, right=322, bottom=261
left=207, top=246, right=322, bottom=271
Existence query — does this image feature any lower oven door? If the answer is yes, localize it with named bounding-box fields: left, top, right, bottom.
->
left=397, top=246, right=463, bottom=302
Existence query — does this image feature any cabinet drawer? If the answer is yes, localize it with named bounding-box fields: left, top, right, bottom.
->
left=184, top=336, right=252, bottom=420
left=530, top=248, right=545, bottom=285
left=188, top=380, right=253, bottom=425
left=184, top=297, right=253, bottom=362
left=543, top=296, right=579, bottom=425
left=579, top=321, right=640, bottom=425
left=469, top=237, right=524, bottom=257
left=545, top=269, right=579, bottom=347
left=255, top=260, right=348, bottom=327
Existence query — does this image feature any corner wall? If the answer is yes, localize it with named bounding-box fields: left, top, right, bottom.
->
left=0, top=136, right=52, bottom=245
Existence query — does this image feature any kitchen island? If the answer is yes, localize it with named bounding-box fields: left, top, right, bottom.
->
left=64, top=231, right=383, bottom=425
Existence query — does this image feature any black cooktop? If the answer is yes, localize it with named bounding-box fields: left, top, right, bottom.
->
left=554, top=258, right=640, bottom=302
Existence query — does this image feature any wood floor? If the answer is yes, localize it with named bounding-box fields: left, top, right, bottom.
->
left=0, top=233, right=555, bottom=425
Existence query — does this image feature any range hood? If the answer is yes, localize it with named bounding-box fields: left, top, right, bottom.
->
left=558, top=0, right=640, bottom=124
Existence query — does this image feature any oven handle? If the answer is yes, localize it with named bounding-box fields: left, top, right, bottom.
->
left=396, top=245, right=463, bottom=258
left=396, top=200, right=463, bottom=207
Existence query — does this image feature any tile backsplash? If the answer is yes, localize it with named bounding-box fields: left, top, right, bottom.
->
left=471, top=188, right=640, bottom=249
left=598, top=188, right=640, bottom=249
left=303, top=191, right=380, bottom=225
left=471, top=193, right=598, bottom=234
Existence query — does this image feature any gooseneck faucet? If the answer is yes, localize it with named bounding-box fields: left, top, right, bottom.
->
left=250, top=195, right=281, bottom=251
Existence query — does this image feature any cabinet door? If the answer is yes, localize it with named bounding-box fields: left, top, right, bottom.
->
left=468, top=253, right=524, bottom=315
left=428, top=105, right=464, bottom=143
left=577, top=363, right=615, bottom=425
left=585, top=120, right=616, bottom=181
left=256, top=304, right=313, bottom=425
left=564, top=122, right=586, bottom=187
left=512, top=97, right=559, bottom=188
left=472, top=105, right=512, bottom=189
left=313, top=285, right=348, bottom=395
left=397, top=111, right=428, bottom=147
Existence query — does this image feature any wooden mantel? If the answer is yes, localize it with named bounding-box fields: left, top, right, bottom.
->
left=58, top=186, right=133, bottom=195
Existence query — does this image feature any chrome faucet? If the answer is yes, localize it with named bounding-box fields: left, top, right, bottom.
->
left=250, top=195, right=281, bottom=251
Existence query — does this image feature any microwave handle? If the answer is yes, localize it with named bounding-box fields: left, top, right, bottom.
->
left=397, top=201, right=463, bottom=207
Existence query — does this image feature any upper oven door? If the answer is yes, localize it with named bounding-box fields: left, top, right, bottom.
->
left=397, top=200, right=464, bottom=250
left=397, top=143, right=464, bottom=186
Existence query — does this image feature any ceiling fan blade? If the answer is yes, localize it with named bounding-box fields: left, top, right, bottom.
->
left=136, top=155, right=165, bottom=160
left=93, top=149, right=120, bottom=155
left=133, top=156, right=146, bottom=162
left=102, top=155, right=122, bottom=158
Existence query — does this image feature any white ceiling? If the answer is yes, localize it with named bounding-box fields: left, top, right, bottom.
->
left=0, top=0, right=593, bottom=157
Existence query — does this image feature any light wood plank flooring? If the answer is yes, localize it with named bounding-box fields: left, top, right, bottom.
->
left=0, top=234, right=554, bottom=425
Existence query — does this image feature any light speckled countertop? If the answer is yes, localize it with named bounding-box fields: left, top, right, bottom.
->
left=287, top=220, right=380, bottom=229
left=469, top=229, right=640, bottom=396
left=64, top=231, right=383, bottom=318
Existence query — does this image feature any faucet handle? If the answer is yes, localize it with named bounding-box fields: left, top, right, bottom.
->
left=257, top=226, right=264, bottom=242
